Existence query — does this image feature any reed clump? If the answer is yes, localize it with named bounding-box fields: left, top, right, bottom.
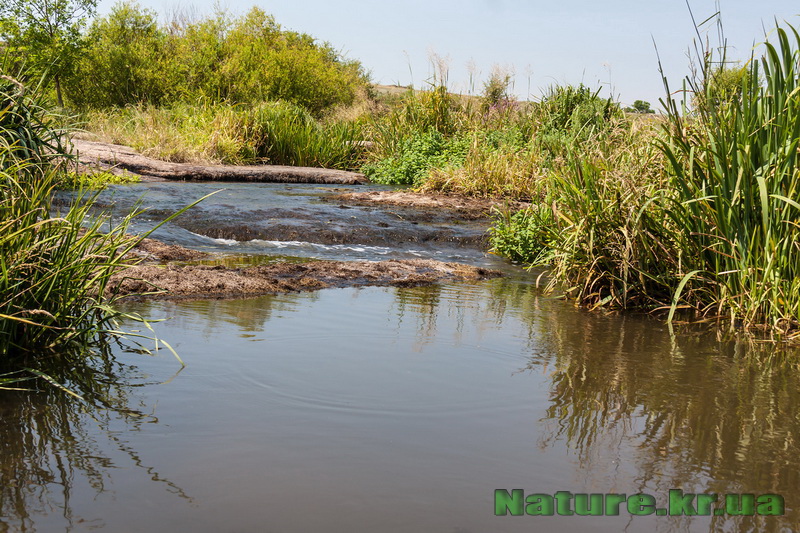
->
left=0, top=74, right=212, bottom=394
left=0, top=76, right=142, bottom=366
left=488, top=21, right=800, bottom=338
left=658, top=23, right=800, bottom=333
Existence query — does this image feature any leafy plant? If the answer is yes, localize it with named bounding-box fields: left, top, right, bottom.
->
left=489, top=205, right=553, bottom=264
left=0, top=0, right=97, bottom=106
left=362, top=130, right=469, bottom=185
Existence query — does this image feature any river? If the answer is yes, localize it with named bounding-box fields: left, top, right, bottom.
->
left=2, top=182, right=798, bottom=532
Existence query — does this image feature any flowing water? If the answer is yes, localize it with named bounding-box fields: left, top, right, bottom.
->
left=3, top=183, right=799, bottom=532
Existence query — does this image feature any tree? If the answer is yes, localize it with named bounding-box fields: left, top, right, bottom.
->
left=0, top=0, right=97, bottom=107
left=67, top=2, right=174, bottom=108
left=630, top=100, right=654, bottom=114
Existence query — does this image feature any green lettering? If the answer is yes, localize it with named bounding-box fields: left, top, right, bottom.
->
left=605, top=494, right=627, bottom=516
left=494, top=489, right=524, bottom=516
left=756, top=494, right=785, bottom=516
left=574, top=493, right=604, bottom=516
left=696, top=494, right=717, bottom=515
left=627, top=494, right=656, bottom=516
left=525, top=494, right=554, bottom=516
left=554, top=491, right=574, bottom=516
left=725, top=493, right=755, bottom=516
left=669, top=490, right=697, bottom=516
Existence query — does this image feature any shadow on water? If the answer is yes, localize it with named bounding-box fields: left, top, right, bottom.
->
left=0, top=344, right=191, bottom=532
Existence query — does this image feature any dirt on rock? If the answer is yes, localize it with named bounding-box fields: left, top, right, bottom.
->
left=109, top=258, right=501, bottom=300
left=131, top=238, right=210, bottom=262
left=330, top=190, right=530, bottom=220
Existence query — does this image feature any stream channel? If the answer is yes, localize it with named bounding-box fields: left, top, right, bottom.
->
left=2, top=181, right=799, bottom=532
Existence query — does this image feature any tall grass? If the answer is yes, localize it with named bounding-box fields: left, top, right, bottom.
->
left=363, top=72, right=622, bottom=195
left=488, top=117, right=670, bottom=309
left=82, top=100, right=366, bottom=169
left=659, top=23, right=800, bottom=332
left=488, top=20, right=800, bottom=337
left=0, top=76, right=145, bottom=364
left=1, top=166, right=140, bottom=357
left=0, top=75, right=209, bottom=393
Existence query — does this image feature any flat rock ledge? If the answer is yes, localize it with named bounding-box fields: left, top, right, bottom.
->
left=331, top=190, right=531, bottom=219
left=72, top=139, right=369, bottom=185
left=109, top=259, right=501, bottom=300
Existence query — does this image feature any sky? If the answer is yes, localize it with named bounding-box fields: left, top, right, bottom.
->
left=95, top=0, right=799, bottom=109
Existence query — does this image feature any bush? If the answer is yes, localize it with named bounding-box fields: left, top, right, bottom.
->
left=65, top=3, right=369, bottom=115
left=362, top=131, right=469, bottom=185
left=66, top=2, right=175, bottom=108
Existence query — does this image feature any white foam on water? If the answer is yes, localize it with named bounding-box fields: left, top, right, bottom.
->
left=187, top=231, right=239, bottom=246
left=248, top=239, right=394, bottom=255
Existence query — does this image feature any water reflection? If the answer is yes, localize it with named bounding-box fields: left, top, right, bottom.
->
left=390, top=278, right=800, bottom=531
left=132, top=291, right=318, bottom=337
left=0, top=348, right=190, bottom=532
left=2, top=276, right=799, bottom=532
left=522, top=304, right=800, bottom=532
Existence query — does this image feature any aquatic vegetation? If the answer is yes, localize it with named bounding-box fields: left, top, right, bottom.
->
left=488, top=21, right=800, bottom=337
left=0, top=75, right=211, bottom=391
left=61, top=170, right=140, bottom=189
left=0, top=75, right=137, bottom=364
left=658, top=22, right=800, bottom=332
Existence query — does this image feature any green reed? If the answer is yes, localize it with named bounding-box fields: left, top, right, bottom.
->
left=659, top=22, right=800, bottom=333
left=0, top=75, right=210, bottom=390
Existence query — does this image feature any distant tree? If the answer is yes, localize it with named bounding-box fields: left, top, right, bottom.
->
left=630, top=100, right=654, bottom=114
left=0, top=0, right=97, bottom=107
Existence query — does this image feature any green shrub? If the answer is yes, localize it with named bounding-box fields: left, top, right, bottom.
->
left=362, top=131, right=469, bottom=185
left=66, top=1, right=176, bottom=108
left=65, top=3, right=369, bottom=115
left=489, top=206, right=553, bottom=264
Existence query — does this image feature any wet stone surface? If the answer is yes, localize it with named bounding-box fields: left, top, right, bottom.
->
left=57, top=181, right=502, bottom=265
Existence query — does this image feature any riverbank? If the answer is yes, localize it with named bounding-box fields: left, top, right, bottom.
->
left=73, top=139, right=368, bottom=184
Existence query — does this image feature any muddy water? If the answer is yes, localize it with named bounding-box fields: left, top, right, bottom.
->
left=4, top=183, right=798, bottom=532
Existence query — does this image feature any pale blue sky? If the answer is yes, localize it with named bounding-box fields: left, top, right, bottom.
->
left=96, top=0, right=798, bottom=109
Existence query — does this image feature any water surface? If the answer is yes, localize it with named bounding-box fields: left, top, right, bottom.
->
left=4, top=183, right=797, bottom=532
